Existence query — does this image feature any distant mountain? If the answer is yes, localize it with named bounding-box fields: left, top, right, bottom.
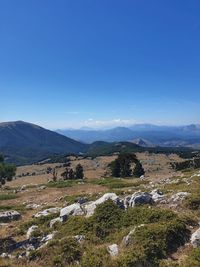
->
left=131, top=138, right=155, bottom=147
left=57, top=124, right=200, bottom=147
left=0, top=121, right=88, bottom=165
left=57, top=127, right=135, bottom=143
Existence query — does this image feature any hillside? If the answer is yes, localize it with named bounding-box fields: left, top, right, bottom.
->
left=0, top=121, right=88, bottom=165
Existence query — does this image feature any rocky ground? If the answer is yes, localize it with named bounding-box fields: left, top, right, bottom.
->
left=0, top=154, right=200, bottom=266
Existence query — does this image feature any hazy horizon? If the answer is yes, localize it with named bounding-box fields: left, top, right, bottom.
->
left=1, top=1, right=200, bottom=129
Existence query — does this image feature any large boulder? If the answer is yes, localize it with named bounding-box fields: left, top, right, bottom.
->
left=60, top=203, right=84, bottom=222
left=124, top=192, right=153, bottom=208
left=191, top=227, right=200, bottom=248
left=34, top=207, right=60, bottom=218
left=84, top=193, right=122, bottom=217
left=0, top=211, right=21, bottom=223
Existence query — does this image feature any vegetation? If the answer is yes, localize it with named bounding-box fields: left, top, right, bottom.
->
left=171, top=157, right=200, bottom=171
left=0, top=155, right=16, bottom=185
left=61, top=163, right=84, bottom=180
left=109, top=153, right=145, bottom=178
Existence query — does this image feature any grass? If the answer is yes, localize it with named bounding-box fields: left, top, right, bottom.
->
left=45, top=180, right=81, bottom=188
left=88, top=177, right=148, bottom=189
left=0, top=193, right=18, bottom=201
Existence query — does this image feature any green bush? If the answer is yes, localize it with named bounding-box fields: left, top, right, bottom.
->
left=91, top=199, right=124, bottom=239
left=117, top=219, right=189, bottom=266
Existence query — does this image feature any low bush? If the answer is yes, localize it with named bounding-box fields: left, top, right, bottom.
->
left=185, top=194, right=200, bottom=210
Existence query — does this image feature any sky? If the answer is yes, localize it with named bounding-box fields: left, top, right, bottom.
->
left=0, top=0, right=200, bottom=129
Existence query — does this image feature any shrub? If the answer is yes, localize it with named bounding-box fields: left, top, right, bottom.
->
left=117, top=219, right=189, bottom=266
left=91, top=200, right=124, bottom=239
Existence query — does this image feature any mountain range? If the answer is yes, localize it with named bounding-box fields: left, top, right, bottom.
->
left=1, top=121, right=200, bottom=165
left=57, top=124, right=200, bottom=148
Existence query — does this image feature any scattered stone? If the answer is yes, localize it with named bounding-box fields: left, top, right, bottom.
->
left=38, top=185, right=46, bottom=190
left=0, top=211, right=21, bottom=223
left=26, top=225, right=38, bottom=239
left=26, top=203, right=41, bottom=210
left=169, top=192, right=190, bottom=203
left=34, top=207, right=60, bottom=218
left=191, top=227, right=200, bottom=248
left=107, top=244, right=119, bottom=257
left=20, top=185, right=27, bottom=191
left=74, top=235, right=85, bottom=243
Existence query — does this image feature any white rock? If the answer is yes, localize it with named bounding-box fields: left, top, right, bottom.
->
left=150, top=189, right=165, bottom=203
left=191, top=227, right=200, bottom=248
left=0, top=210, right=21, bottom=223
left=60, top=203, right=84, bottom=222
left=26, top=225, right=38, bottom=239
left=50, top=217, right=62, bottom=228
left=74, top=235, right=85, bottom=243
left=26, top=203, right=41, bottom=210
left=34, top=207, right=60, bottom=218
left=123, top=224, right=145, bottom=246
left=84, top=193, right=121, bottom=217
left=107, top=244, right=119, bottom=257
left=125, top=192, right=153, bottom=208
left=169, top=192, right=190, bottom=203
left=39, top=232, right=56, bottom=248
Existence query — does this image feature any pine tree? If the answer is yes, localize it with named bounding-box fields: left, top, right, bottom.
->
left=75, top=164, right=84, bottom=179
left=68, top=168, right=75, bottom=179
left=133, top=162, right=145, bottom=178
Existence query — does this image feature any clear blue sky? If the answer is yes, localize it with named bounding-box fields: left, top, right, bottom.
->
left=0, top=0, right=200, bottom=129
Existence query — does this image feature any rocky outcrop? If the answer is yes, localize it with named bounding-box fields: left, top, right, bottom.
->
left=34, top=207, right=60, bottom=218
left=26, top=225, right=38, bottom=239
left=84, top=193, right=123, bottom=217
left=60, top=203, right=84, bottom=222
left=0, top=211, right=21, bottom=223
left=191, top=227, right=200, bottom=248
left=124, top=192, right=153, bottom=208
left=150, top=189, right=165, bottom=203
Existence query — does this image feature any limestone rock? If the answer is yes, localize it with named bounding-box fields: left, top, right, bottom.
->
left=191, top=227, right=200, bottom=248
left=26, top=225, right=38, bottom=239
left=34, top=207, right=60, bottom=218
left=60, top=203, right=84, bottom=222
left=107, top=244, right=119, bottom=257
left=0, top=211, right=21, bottom=223
left=84, top=193, right=122, bottom=217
